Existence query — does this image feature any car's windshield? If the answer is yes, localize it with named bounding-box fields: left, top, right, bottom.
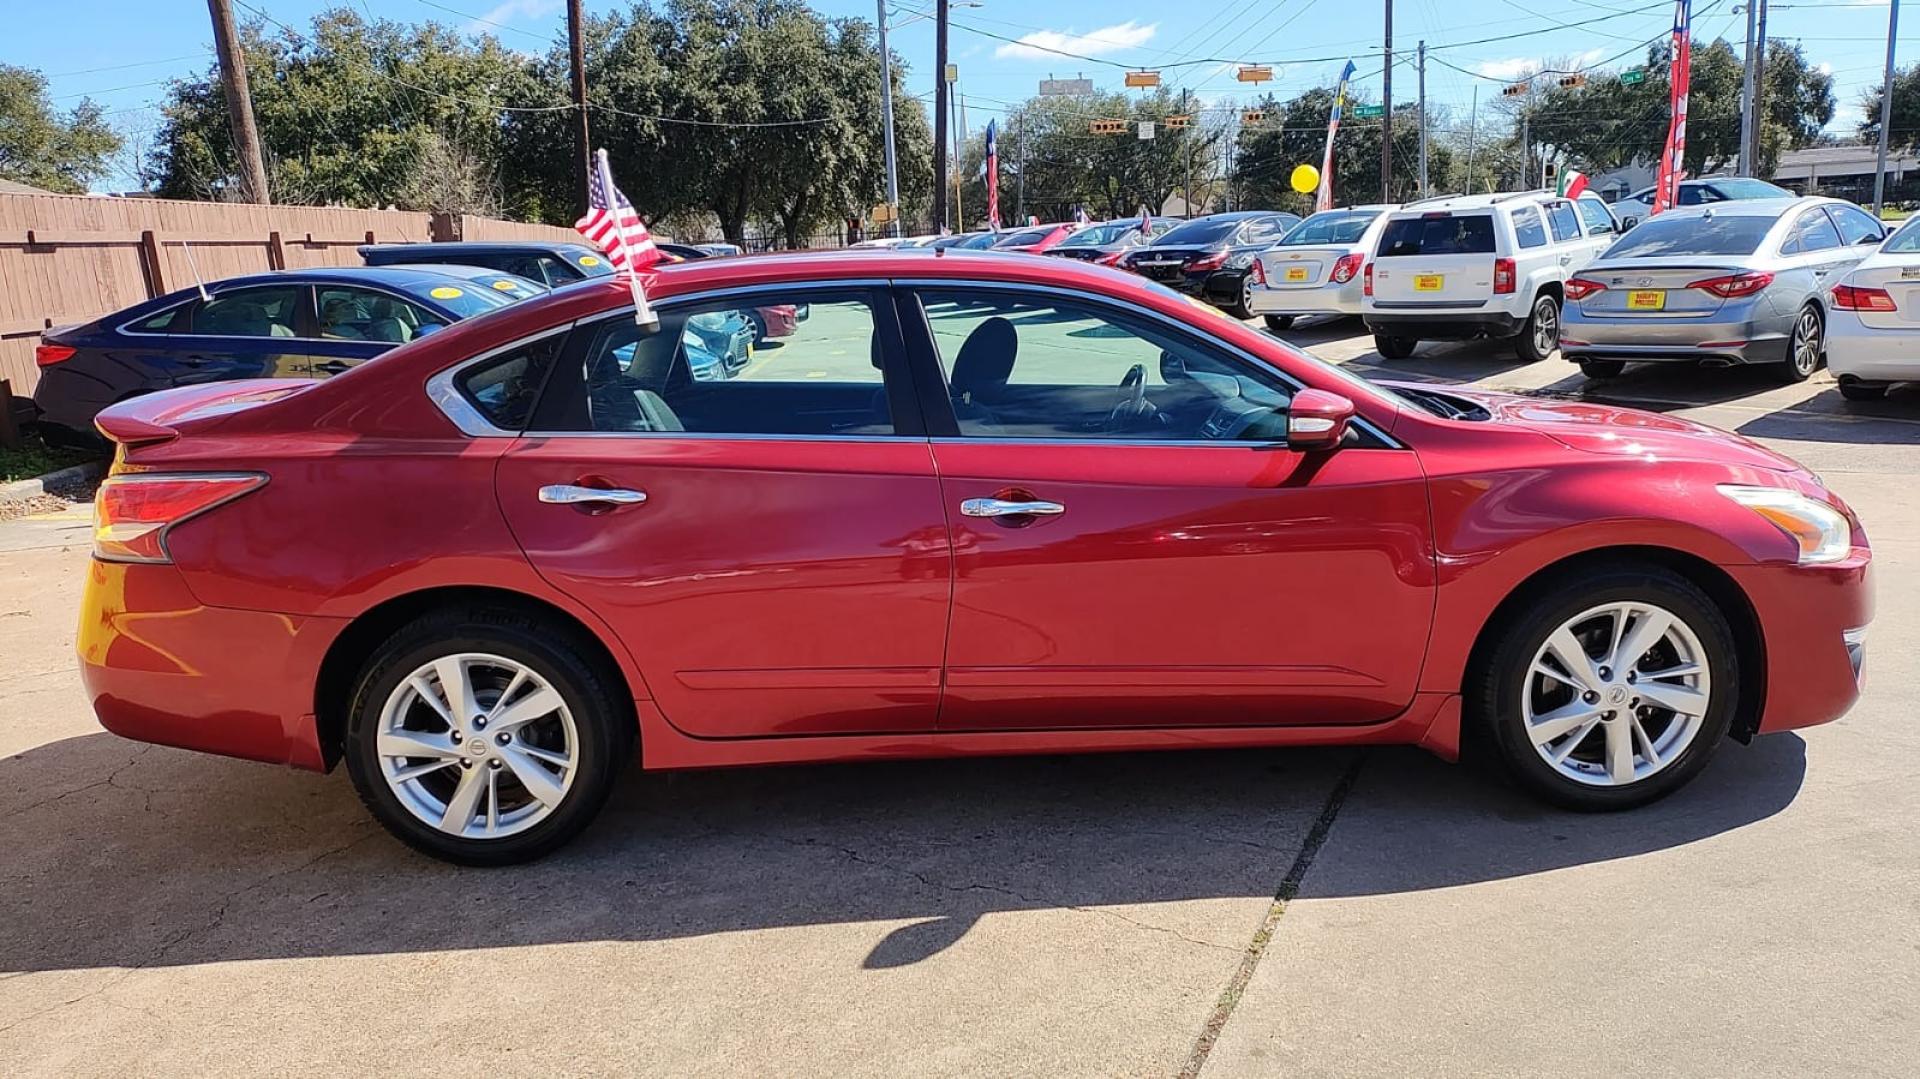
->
left=1059, top=223, right=1136, bottom=247
left=1155, top=217, right=1242, bottom=245
left=1281, top=210, right=1381, bottom=246
left=1602, top=213, right=1777, bottom=258
left=399, top=279, right=517, bottom=318
left=1882, top=218, right=1920, bottom=253
left=1713, top=178, right=1794, bottom=200
left=956, top=231, right=1003, bottom=249
left=995, top=227, right=1055, bottom=247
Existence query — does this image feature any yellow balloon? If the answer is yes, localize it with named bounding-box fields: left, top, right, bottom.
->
left=1290, top=164, right=1321, bottom=194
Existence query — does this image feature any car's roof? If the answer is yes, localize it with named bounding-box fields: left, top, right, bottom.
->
left=1649, top=196, right=1839, bottom=219
left=380, top=262, right=546, bottom=284
left=359, top=241, right=600, bottom=256
left=209, top=265, right=486, bottom=290
left=1392, top=191, right=1560, bottom=214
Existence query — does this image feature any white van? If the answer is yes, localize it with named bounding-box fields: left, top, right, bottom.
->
left=1362, top=192, right=1617, bottom=360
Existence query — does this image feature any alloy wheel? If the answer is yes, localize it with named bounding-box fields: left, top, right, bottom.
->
left=1792, top=309, right=1821, bottom=377
left=375, top=652, right=579, bottom=838
left=1521, top=601, right=1712, bottom=787
left=1532, top=298, right=1559, bottom=356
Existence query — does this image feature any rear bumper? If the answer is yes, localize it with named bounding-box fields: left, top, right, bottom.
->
left=1250, top=279, right=1366, bottom=317
left=78, top=558, right=340, bottom=771
left=1561, top=308, right=1795, bottom=365
left=1827, top=313, right=1920, bottom=382
left=1729, top=549, right=1873, bottom=735
left=1363, top=310, right=1525, bottom=339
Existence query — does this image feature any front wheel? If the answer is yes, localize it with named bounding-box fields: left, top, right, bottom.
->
left=1263, top=314, right=1295, bottom=333
left=1374, top=334, right=1418, bottom=360
left=343, top=606, right=631, bottom=865
left=1515, top=293, right=1561, bottom=362
left=1471, top=565, right=1738, bottom=811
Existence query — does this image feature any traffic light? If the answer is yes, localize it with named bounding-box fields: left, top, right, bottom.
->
left=1502, top=82, right=1527, bottom=98
left=1090, top=119, right=1128, bottom=135
left=1558, top=73, right=1588, bottom=89
left=1164, top=114, right=1192, bottom=129
left=1241, top=109, right=1267, bottom=124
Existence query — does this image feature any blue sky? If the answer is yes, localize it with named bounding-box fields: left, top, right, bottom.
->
left=8, top=0, right=1916, bottom=190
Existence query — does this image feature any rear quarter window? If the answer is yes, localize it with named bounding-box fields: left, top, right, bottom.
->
left=1377, top=214, right=1497, bottom=256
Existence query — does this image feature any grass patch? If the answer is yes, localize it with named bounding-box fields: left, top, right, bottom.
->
left=1, top=433, right=101, bottom=484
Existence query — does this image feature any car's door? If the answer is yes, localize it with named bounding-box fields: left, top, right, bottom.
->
left=1780, top=206, right=1854, bottom=297
left=1545, top=198, right=1603, bottom=275
left=899, top=283, right=1435, bottom=730
left=302, top=284, right=443, bottom=376
left=490, top=285, right=952, bottom=739
left=1823, top=204, right=1887, bottom=276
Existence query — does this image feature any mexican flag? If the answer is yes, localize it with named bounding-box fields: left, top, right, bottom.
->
left=1557, top=168, right=1590, bottom=199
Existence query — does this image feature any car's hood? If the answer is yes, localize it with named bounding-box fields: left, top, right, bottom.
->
left=1393, top=384, right=1807, bottom=474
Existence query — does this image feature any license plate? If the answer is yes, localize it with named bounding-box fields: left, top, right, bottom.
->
left=1627, top=289, right=1667, bottom=311
left=1413, top=274, right=1444, bottom=292
left=1284, top=267, right=1310, bottom=282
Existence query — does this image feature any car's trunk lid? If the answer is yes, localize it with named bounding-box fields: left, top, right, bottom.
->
left=1572, top=260, right=1749, bottom=318
left=93, top=379, right=313, bottom=447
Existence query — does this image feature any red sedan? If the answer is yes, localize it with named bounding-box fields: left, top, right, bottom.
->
left=80, top=250, right=1871, bottom=864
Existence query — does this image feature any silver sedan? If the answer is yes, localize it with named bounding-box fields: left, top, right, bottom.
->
left=1560, top=196, right=1887, bottom=382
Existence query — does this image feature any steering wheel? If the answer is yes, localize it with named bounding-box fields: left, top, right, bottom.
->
left=1107, top=363, right=1156, bottom=431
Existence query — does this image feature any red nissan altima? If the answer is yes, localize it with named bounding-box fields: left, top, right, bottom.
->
left=79, top=250, right=1871, bottom=864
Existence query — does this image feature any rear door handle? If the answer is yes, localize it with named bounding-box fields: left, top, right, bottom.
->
left=961, top=497, right=1065, bottom=518
left=313, top=359, right=354, bottom=374
left=539, top=484, right=648, bottom=506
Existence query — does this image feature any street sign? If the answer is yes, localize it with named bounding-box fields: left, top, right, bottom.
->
left=1237, top=65, right=1274, bottom=83
left=1353, top=104, right=1385, bottom=119
left=1619, top=68, right=1647, bottom=85
left=872, top=202, right=897, bottom=224
left=1125, top=70, right=1162, bottom=88
left=1138, top=121, right=1156, bottom=140
left=1039, top=77, right=1094, bottom=97
left=944, top=64, right=958, bottom=83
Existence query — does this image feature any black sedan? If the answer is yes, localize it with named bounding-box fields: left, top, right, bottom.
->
left=1118, top=211, right=1302, bottom=318
left=32, top=266, right=515, bottom=439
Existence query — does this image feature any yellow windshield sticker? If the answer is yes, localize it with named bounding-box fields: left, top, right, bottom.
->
left=578, top=255, right=601, bottom=267
left=430, top=286, right=464, bottom=300
left=491, top=279, right=519, bottom=290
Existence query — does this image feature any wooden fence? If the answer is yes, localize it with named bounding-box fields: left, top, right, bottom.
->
left=0, top=192, right=583, bottom=394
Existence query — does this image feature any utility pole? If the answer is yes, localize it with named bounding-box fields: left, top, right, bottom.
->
left=1015, top=114, right=1026, bottom=224
left=876, top=0, right=901, bottom=237
left=1750, top=0, right=1769, bottom=175
left=1521, top=105, right=1531, bottom=191
left=206, top=0, right=270, bottom=204
left=952, top=92, right=964, bottom=229
left=1381, top=0, right=1394, bottom=202
left=1874, top=0, right=1902, bottom=215
left=1183, top=87, right=1195, bottom=215
left=1738, top=1, right=1758, bottom=176
left=1465, top=85, right=1478, bottom=194
left=1417, top=40, right=1428, bottom=198
left=932, top=0, right=950, bottom=232
left=567, top=0, right=592, bottom=213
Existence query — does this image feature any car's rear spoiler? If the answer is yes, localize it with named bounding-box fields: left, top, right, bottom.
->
left=93, top=379, right=312, bottom=447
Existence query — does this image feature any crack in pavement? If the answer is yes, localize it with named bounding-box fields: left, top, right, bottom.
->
left=1177, top=752, right=1367, bottom=1079
left=2, top=745, right=154, bottom=818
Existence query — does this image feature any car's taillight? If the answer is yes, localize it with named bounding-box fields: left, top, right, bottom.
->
left=93, top=473, right=266, bottom=564
left=1250, top=259, right=1267, bottom=286
left=1493, top=257, right=1516, bottom=295
left=1688, top=271, right=1774, bottom=298
left=1832, top=283, right=1898, bottom=311
left=1188, top=249, right=1226, bottom=271
left=1563, top=277, right=1607, bottom=301
left=1330, top=253, right=1364, bottom=284
left=1098, top=249, right=1127, bottom=266
left=35, top=343, right=76, bottom=367
left=1363, top=262, right=1374, bottom=297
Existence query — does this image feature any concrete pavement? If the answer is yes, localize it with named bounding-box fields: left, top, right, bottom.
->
left=2, top=323, right=1915, bottom=1076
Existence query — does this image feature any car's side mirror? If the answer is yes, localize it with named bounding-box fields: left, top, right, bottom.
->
left=1621, top=216, right=1640, bottom=231
left=1287, top=388, right=1356, bottom=450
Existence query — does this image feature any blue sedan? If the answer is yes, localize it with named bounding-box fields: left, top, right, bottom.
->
left=32, top=266, right=518, bottom=438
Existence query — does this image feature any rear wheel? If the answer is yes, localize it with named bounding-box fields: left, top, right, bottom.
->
left=1838, top=378, right=1888, bottom=401
left=1779, top=305, right=1823, bottom=383
left=343, top=606, right=631, bottom=865
left=1578, top=359, right=1627, bottom=380
left=1374, top=334, right=1418, bottom=360
left=1263, top=314, right=1295, bottom=333
left=1515, top=293, right=1561, bottom=362
left=1224, top=276, right=1256, bottom=320
left=1472, top=565, right=1737, bottom=811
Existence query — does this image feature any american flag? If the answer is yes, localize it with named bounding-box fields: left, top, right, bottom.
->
left=984, top=120, right=1001, bottom=230
left=576, top=149, right=661, bottom=273
left=1138, top=204, right=1151, bottom=234
left=1651, top=0, right=1692, bottom=216
left=1317, top=61, right=1357, bottom=213
left=575, top=149, right=660, bottom=325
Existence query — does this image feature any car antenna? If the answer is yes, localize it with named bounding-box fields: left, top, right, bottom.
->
left=177, top=239, right=212, bottom=301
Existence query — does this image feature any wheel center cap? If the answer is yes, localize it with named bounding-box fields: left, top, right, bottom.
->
left=1607, top=686, right=1629, bottom=705
left=468, top=738, right=490, bottom=756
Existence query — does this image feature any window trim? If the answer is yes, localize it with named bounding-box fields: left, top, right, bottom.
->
left=892, top=278, right=1401, bottom=450
left=428, top=324, right=578, bottom=436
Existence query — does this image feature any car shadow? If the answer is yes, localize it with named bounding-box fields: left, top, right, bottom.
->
left=1340, top=337, right=1543, bottom=384
left=0, top=730, right=1808, bottom=975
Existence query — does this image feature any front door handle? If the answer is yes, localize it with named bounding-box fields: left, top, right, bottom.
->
left=539, top=484, right=648, bottom=506
left=961, top=497, right=1065, bottom=518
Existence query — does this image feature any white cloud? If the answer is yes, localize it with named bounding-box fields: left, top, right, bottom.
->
left=993, top=21, right=1158, bottom=61
left=1574, top=48, right=1608, bottom=68
left=1475, top=57, right=1540, bottom=81
left=1818, top=62, right=1834, bottom=76
left=472, top=0, right=562, bottom=34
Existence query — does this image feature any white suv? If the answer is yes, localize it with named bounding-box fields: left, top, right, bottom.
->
left=1362, top=192, right=1618, bottom=361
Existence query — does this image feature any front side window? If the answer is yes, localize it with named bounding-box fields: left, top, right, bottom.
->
left=317, top=286, right=447, bottom=344
left=916, top=289, right=1292, bottom=442
left=1826, top=205, right=1884, bottom=247
left=1511, top=207, right=1548, bottom=249
left=1576, top=198, right=1617, bottom=235
left=1547, top=202, right=1583, bottom=242
left=530, top=292, right=898, bottom=437
left=193, top=286, right=303, bottom=338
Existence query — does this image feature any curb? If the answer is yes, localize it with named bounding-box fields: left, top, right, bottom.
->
left=0, top=460, right=105, bottom=504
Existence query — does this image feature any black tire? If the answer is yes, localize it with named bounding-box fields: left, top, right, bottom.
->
left=1374, top=334, right=1418, bottom=360
left=1838, top=379, right=1888, bottom=401
left=1263, top=314, right=1295, bottom=333
left=1515, top=293, right=1561, bottom=362
left=1223, top=276, right=1255, bottom=320
left=1778, top=305, right=1823, bottom=383
left=1578, top=359, right=1627, bottom=380
left=747, top=311, right=770, bottom=347
left=1470, top=564, right=1739, bottom=812
left=343, top=605, right=632, bottom=865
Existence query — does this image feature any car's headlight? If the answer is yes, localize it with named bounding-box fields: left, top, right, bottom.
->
left=1717, top=484, right=1852, bottom=564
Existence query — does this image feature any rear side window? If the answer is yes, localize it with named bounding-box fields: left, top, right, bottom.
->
left=1602, top=214, right=1776, bottom=258
left=193, top=286, right=304, bottom=338
left=453, top=334, right=565, bottom=431
left=1547, top=202, right=1582, bottom=242
left=1511, top=207, right=1548, bottom=249
left=1377, top=214, right=1496, bottom=257
left=131, top=306, right=186, bottom=333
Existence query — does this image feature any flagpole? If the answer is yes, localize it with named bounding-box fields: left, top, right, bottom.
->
left=594, top=149, right=656, bottom=328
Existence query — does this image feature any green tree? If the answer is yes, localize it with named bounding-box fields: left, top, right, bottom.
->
left=1233, top=88, right=1448, bottom=209
left=0, top=63, right=122, bottom=193
left=1858, top=63, right=1920, bottom=152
